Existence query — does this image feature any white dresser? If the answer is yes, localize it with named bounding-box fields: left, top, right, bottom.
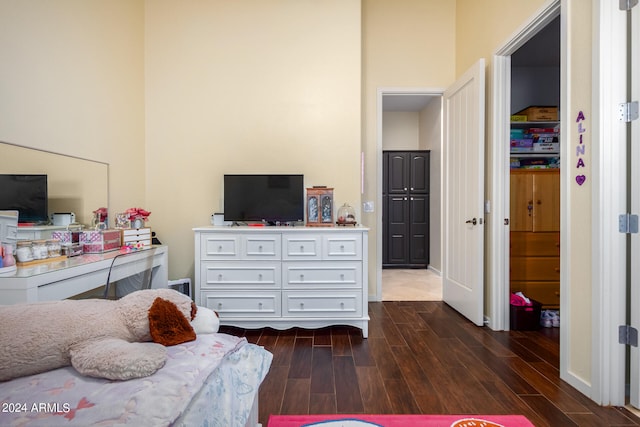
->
left=193, top=226, right=369, bottom=337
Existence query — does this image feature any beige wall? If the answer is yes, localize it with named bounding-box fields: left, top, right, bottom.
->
left=362, top=0, right=456, bottom=296
left=382, top=112, right=420, bottom=150
left=0, top=0, right=146, bottom=220
left=419, top=100, right=442, bottom=272
left=144, top=0, right=362, bottom=279
left=0, top=0, right=599, bottom=394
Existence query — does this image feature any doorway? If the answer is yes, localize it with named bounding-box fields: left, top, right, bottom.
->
left=377, top=90, right=442, bottom=301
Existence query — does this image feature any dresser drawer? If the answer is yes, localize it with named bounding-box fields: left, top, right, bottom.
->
left=282, top=234, right=322, bottom=260
left=201, top=261, right=281, bottom=289
left=510, top=232, right=559, bottom=257
left=201, top=291, right=281, bottom=317
left=511, top=281, right=560, bottom=307
left=200, top=234, right=241, bottom=260
left=323, top=234, right=362, bottom=260
left=243, top=234, right=280, bottom=259
left=510, top=257, right=560, bottom=281
left=282, top=262, right=361, bottom=289
left=282, top=290, right=362, bottom=317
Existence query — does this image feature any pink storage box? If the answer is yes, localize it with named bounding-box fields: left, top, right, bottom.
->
left=50, top=230, right=82, bottom=244
left=81, top=229, right=121, bottom=253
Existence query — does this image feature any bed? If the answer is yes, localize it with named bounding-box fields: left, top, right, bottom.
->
left=0, top=333, right=272, bottom=427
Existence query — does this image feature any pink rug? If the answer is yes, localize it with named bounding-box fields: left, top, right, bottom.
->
left=268, top=414, right=535, bottom=427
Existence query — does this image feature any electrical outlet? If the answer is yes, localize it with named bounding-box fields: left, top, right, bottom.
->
left=363, top=201, right=374, bottom=213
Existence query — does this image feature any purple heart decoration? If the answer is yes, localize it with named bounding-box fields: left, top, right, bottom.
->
left=576, top=175, right=586, bottom=186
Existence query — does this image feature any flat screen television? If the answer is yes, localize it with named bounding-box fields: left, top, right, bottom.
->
left=0, top=174, right=48, bottom=224
left=224, top=174, right=304, bottom=224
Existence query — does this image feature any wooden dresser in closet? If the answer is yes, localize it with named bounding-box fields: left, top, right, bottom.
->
left=510, top=169, right=560, bottom=308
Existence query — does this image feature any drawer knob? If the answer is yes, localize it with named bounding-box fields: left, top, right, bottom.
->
left=258, top=302, right=263, bottom=309
left=340, top=274, right=345, bottom=281
left=218, top=245, right=223, bottom=252
left=555, top=268, right=560, bottom=273
left=217, top=302, right=223, bottom=309
left=218, top=273, right=223, bottom=281
left=340, top=302, right=345, bottom=309
left=300, top=302, right=304, bottom=309
left=340, top=245, right=345, bottom=251
left=258, top=245, right=263, bottom=252
left=300, top=245, right=304, bottom=252
left=258, top=273, right=263, bottom=281
left=300, top=274, right=304, bottom=281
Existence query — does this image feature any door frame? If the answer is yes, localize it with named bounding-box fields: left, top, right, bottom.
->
left=492, top=0, right=629, bottom=405
left=491, top=0, right=561, bottom=332
left=375, top=88, right=444, bottom=301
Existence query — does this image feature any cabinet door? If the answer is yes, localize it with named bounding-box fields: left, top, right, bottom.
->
left=386, top=195, right=409, bottom=264
left=409, top=152, right=430, bottom=193
left=532, top=172, right=560, bottom=232
left=409, top=194, right=429, bottom=265
left=386, top=153, right=409, bottom=194
left=510, top=173, right=533, bottom=231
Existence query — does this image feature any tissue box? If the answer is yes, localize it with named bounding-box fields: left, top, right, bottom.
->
left=81, top=229, right=122, bottom=253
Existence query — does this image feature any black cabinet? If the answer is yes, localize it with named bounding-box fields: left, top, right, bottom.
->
left=383, top=151, right=430, bottom=268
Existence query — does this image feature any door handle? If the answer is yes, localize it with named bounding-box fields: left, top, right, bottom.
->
left=465, top=218, right=477, bottom=225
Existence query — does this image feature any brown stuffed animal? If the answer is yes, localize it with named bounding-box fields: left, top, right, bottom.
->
left=0, top=288, right=197, bottom=382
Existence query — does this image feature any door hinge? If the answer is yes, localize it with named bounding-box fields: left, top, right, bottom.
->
left=619, top=213, right=639, bottom=234
left=620, top=0, right=639, bottom=10
left=619, top=101, right=639, bottom=122
left=620, top=325, right=639, bottom=347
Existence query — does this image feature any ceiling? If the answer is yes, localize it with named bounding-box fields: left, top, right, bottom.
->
left=382, top=16, right=560, bottom=112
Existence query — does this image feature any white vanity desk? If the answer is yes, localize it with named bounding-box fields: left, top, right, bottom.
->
left=0, top=246, right=168, bottom=304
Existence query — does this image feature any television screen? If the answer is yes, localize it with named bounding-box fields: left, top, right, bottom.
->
left=224, top=174, right=304, bottom=223
left=0, top=174, right=48, bottom=224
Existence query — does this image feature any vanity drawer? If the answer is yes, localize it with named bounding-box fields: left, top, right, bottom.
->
left=282, top=262, right=361, bottom=289
left=201, top=291, right=281, bottom=317
left=510, top=232, right=559, bottom=257
left=201, top=261, right=281, bottom=289
left=282, top=290, right=362, bottom=318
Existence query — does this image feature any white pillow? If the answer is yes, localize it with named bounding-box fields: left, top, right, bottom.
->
left=191, top=306, right=220, bottom=334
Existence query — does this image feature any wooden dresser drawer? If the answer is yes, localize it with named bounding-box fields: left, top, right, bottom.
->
left=510, top=232, right=559, bottom=256
left=510, top=256, right=560, bottom=281
left=511, top=281, right=560, bottom=307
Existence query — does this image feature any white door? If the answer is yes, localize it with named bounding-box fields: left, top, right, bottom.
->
left=629, top=3, right=640, bottom=409
left=442, top=59, right=486, bottom=326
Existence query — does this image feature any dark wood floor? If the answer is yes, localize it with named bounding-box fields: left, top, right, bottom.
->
left=220, top=301, right=640, bottom=427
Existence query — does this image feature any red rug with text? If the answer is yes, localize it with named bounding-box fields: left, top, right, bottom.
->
left=268, top=414, right=535, bottom=427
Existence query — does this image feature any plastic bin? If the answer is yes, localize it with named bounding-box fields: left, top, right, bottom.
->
left=510, top=299, right=542, bottom=330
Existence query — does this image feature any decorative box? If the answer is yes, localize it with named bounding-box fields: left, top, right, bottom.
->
left=306, top=187, right=334, bottom=227
left=81, top=229, right=122, bottom=253
left=51, top=230, right=82, bottom=245
left=121, top=227, right=152, bottom=248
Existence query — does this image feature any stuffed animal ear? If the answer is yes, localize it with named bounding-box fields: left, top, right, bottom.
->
left=148, top=297, right=196, bottom=346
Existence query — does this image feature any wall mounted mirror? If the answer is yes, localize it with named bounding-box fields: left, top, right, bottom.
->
left=0, top=142, right=108, bottom=226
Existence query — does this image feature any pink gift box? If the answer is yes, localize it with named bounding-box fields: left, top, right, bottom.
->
left=80, top=229, right=121, bottom=253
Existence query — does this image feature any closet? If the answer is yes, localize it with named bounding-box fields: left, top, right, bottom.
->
left=382, top=150, right=430, bottom=268
left=509, top=16, right=561, bottom=309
